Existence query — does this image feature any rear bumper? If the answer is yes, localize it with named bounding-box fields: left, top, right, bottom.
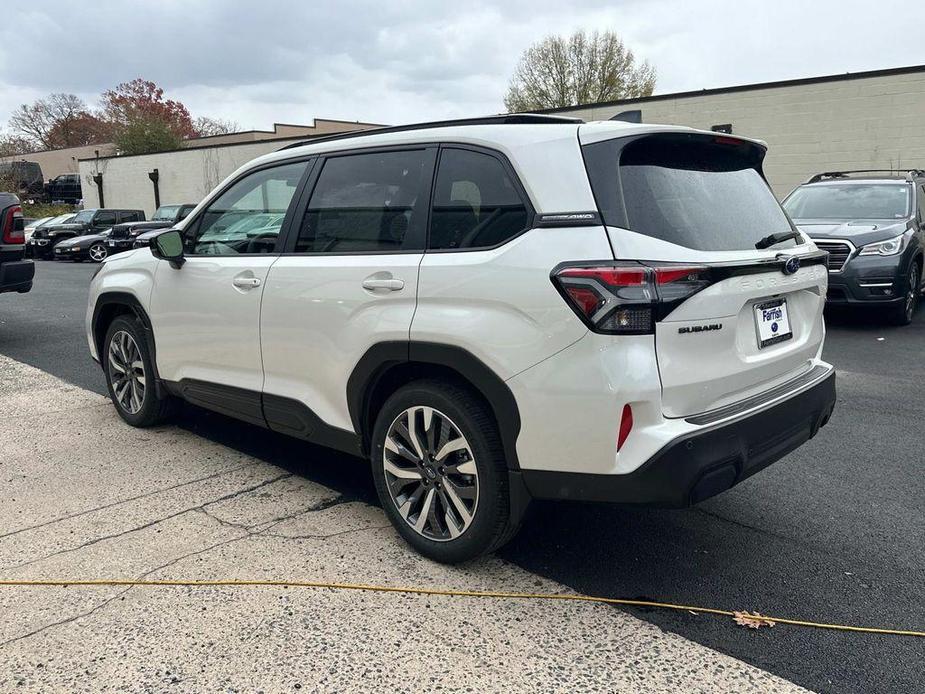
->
left=0, top=259, right=35, bottom=293
left=521, top=369, right=836, bottom=507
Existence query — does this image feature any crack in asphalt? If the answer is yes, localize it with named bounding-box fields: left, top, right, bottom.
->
left=0, top=473, right=294, bottom=572
left=0, top=531, right=254, bottom=650
left=196, top=493, right=349, bottom=533
left=0, top=506, right=391, bottom=649
left=0, top=462, right=262, bottom=541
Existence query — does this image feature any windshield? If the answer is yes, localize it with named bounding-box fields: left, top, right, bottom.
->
left=72, top=210, right=96, bottom=223
left=584, top=133, right=794, bottom=251
left=782, top=183, right=911, bottom=220
left=152, top=205, right=180, bottom=221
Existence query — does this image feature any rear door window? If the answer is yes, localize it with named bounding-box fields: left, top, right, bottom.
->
left=583, top=133, right=794, bottom=251
left=294, top=148, right=431, bottom=253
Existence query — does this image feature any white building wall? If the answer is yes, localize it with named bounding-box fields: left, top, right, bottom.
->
left=77, top=139, right=306, bottom=217
left=554, top=69, right=925, bottom=197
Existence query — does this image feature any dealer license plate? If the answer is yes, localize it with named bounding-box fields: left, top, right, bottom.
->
left=755, top=298, right=792, bottom=348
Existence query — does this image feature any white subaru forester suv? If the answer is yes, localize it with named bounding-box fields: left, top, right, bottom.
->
left=87, top=115, right=836, bottom=563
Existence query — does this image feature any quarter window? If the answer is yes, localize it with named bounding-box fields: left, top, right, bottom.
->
left=429, top=148, right=529, bottom=250
left=185, top=161, right=308, bottom=255
left=294, top=149, right=431, bottom=253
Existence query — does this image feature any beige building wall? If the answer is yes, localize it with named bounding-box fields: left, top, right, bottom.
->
left=5, top=119, right=380, bottom=181
left=549, top=67, right=925, bottom=197
left=78, top=138, right=313, bottom=217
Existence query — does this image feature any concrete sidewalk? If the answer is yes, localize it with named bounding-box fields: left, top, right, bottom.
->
left=0, top=355, right=807, bottom=693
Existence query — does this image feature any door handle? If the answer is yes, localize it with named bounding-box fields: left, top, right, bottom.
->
left=362, top=278, right=404, bottom=291
left=232, top=276, right=262, bottom=289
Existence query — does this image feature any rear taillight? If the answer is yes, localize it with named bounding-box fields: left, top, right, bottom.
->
left=1, top=205, right=24, bottom=244
left=552, top=261, right=713, bottom=334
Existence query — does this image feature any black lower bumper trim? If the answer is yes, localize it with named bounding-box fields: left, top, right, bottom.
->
left=522, top=370, right=836, bottom=508
left=0, top=259, right=35, bottom=293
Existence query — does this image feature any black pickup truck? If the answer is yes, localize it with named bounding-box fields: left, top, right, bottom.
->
left=106, top=203, right=196, bottom=254
left=0, top=192, right=35, bottom=294
left=30, top=208, right=145, bottom=259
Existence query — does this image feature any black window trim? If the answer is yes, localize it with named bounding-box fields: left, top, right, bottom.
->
left=277, top=143, right=439, bottom=257
left=179, top=155, right=318, bottom=258
left=171, top=140, right=538, bottom=260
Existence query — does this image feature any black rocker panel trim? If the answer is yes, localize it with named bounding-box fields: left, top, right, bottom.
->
left=161, top=379, right=363, bottom=457
left=347, top=341, right=523, bottom=470
left=263, top=393, right=362, bottom=456
left=165, top=379, right=266, bottom=428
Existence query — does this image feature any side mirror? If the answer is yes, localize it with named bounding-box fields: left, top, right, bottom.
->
left=150, top=229, right=185, bottom=268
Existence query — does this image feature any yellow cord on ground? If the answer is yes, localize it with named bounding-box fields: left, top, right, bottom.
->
left=1, top=578, right=922, bottom=638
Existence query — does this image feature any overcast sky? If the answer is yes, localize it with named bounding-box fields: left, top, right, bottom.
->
left=1, top=0, right=923, bottom=131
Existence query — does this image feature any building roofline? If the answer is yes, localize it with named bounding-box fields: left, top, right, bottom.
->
left=531, top=63, right=925, bottom=114
left=184, top=118, right=387, bottom=143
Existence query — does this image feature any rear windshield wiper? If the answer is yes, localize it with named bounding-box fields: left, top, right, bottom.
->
left=755, top=230, right=801, bottom=249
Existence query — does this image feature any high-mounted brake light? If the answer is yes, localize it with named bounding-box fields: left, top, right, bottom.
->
left=552, top=262, right=713, bottom=334
left=1, top=205, right=24, bottom=244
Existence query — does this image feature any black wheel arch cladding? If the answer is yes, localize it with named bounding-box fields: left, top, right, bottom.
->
left=347, top=341, right=523, bottom=470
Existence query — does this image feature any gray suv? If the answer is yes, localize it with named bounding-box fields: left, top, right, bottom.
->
left=782, top=170, right=925, bottom=325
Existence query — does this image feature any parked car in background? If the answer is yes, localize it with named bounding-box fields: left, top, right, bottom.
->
left=23, top=216, right=53, bottom=242
left=24, top=213, right=77, bottom=257
left=107, top=204, right=196, bottom=254
left=0, top=161, right=44, bottom=198
left=44, top=173, right=82, bottom=204
left=31, top=208, right=144, bottom=259
left=54, top=227, right=113, bottom=263
left=87, top=115, right=836, bottom=563
left=0, top=192, right=34, bottom=294
left=783, top=169, right=925, bottom=325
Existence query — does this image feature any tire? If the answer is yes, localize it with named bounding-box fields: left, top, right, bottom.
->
left=888, top=262, right=920, bottom=326
left=88, top=242, right=107, bottom=263
left=370, top=379, right=521, bottom=563
left=103, top=315, right=173, bottom=427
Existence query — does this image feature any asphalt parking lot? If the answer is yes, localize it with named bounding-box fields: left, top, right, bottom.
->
left=2, top=260, right=924, bottom=693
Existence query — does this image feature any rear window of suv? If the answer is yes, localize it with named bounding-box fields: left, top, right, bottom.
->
left=583, top=133, right=795, bottom=251
left=782, top=183, right=911, bottom=220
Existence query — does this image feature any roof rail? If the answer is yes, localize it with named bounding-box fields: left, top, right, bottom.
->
left=805, top=169, right=925, bottom=184
left=277, top=113, right=585, bottom=151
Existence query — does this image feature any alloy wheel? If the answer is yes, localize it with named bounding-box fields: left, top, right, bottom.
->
left=107, top=330, right=146, bottom=414
left=382, top=406, right=479, bottom=541
left=89, top=243, right=107, bottom=262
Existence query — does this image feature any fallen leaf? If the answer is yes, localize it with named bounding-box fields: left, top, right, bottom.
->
left=733, top=611, right=776, bottom=629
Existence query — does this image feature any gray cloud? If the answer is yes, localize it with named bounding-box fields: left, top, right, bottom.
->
left=0, top=0, right=922, bottom=128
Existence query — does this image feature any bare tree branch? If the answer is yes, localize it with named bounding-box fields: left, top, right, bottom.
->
left=504, top=30, right=656, bottom=112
